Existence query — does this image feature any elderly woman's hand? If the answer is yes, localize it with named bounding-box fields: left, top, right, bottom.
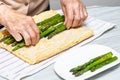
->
left=60, top=0, right=88, bottom=29
left=0, top=5, right=39, bottom=46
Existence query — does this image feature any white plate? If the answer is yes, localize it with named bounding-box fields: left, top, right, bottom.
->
left=54, top=44, right=120, bottom=80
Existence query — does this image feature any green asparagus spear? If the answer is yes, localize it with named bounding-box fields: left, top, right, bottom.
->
left=74, top=52, right=113, bottom=76
left=4, top=37, right=15, bottom=44
left=41, top=16, right=64, bottom=32
left=47, top=23, right=66, bottom=39
left=70, top=52, right=113, bottom=73
left=40, top=22, right=66, bottom=38
left=12, top=41, right=25, bottom=51
left=37, top=14, right=64, bottom=32
left=3, top=36, right=15, bottom=44
left=90, top=56, right=118, bottom=72
left=40, top=23, right=63, bottom=38
left=11, top=41, right=18, bottom=47
left=37, top=14, right=61, bottom=25
left=0, top=35, right=12, bottom=42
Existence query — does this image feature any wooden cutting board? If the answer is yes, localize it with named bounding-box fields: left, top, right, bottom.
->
left=0, top=10, right=94, bottom=64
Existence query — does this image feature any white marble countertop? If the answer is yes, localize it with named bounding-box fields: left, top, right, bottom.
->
left=0, top=6, right=120, bottom=80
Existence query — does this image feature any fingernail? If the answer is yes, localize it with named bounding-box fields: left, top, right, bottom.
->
left=16, top=37, right=22, bottom=41
left=67, top=27, right=70, bottom=30
left=25, top=42, right=28, bottom=46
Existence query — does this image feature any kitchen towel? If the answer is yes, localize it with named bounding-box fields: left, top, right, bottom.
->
left=0, top=10, right=115, bottom=80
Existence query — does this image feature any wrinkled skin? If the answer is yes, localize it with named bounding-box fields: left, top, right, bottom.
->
left=0, top=5, right=39, bottom=46
left=60, top=0, right=88, bottom=29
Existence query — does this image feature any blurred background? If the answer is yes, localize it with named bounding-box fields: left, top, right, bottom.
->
left=49, top=0, right=120, bottom=9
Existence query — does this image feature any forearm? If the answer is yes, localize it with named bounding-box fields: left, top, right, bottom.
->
left=0, top=2, right=10, bottom=26
left=0, top=2, right=26, bottom=26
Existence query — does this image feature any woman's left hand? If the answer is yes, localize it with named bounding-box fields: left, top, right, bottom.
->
left=60, top=0, right=88, bottom=29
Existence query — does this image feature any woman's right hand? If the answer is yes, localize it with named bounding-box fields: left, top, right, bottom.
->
left=0, top=5, right=39, bottom=46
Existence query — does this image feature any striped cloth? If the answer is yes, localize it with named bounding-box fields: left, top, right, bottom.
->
left=0, top=10, right=115, bottom=80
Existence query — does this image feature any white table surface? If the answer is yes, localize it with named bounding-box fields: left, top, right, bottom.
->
left=0, top=6, right=120, bottom=80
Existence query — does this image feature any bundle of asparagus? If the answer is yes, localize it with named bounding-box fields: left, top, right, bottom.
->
left=0, top=14, right=67, bottom=51
left=70, top=52, right=118, bottom=77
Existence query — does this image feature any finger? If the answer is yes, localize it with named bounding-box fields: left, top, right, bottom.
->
left=7, top=27, right=22, bottom=41
left=30, top=19, right=40, bottom=44
left=66, top=6, right=74, bottom=29
left=10, top=32, right=22, bottom=41
left=62, top=7, right=67, bottom=25
left=72, top=5, right=81, bottom=28
left=20, top=29, right=31, bottom=46
left=26, top=25, right=37, bottom=46
left=79, top=5, right=84, bottom=26
left=82, top=5, right=88, bottom=21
